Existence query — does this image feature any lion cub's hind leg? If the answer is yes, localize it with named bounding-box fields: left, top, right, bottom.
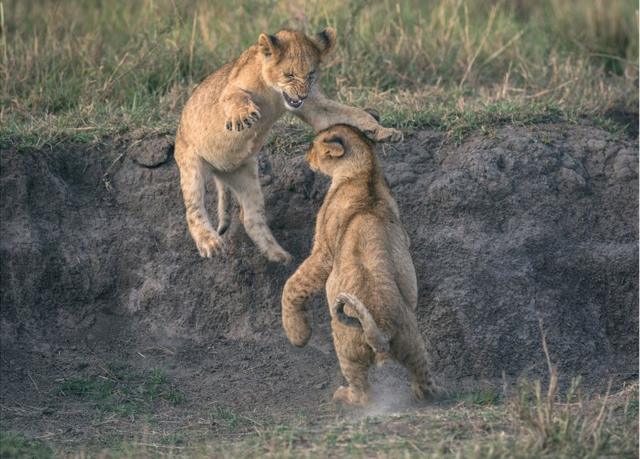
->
left=175, top=143, right=225, bottom=258
left=392, top=330, right=438, bottom=401
left=220, top=158, right=292, bottom=264
left=333, top=353, right=371, bottom=406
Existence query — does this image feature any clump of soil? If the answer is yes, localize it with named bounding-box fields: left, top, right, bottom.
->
left=0, top=123, right=637, bottom=445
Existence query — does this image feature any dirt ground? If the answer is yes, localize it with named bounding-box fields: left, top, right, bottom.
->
left=0, top=121, right=638, bottom=452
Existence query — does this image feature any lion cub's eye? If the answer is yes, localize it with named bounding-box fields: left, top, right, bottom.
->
left=284, top=72, right=294, bottom=79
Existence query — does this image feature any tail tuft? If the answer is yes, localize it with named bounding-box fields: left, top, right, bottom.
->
left=215, top=178, right=229, bottom=235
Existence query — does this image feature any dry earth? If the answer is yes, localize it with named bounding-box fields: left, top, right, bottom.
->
left=0, top=122, right=638, bottom=449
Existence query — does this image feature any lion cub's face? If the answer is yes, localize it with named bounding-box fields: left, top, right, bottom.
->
left=305, top=125, right=374, bottom=177
left=258, top=29, right=336, bottom=111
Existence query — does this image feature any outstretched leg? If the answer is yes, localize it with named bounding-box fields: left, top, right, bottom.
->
left=333, top=351, right=371, bottom=406
left=294, top=88, right=403, bottom=142
left=175, top=141, right=224, bottom=258
left=219, top=158, right=291, bottom=263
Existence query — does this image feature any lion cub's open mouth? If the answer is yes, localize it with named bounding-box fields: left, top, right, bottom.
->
left=283, top=92, right=305, bottom=110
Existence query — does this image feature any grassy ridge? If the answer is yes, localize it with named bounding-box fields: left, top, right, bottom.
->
left=1, top=0, right=637, bottom=147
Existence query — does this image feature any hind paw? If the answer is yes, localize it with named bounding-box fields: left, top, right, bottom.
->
left=411, top=379, right=441, bottom=401
left=333, top=386, right=369, bottom=406
left=195, top=231, right=225, bottom=258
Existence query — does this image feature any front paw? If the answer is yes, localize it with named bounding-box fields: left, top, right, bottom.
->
left=224, top=101, right=261, bottom=132
left=283, top=309, right=311, bottom=347
left=371, top=126, right=403, bottom=143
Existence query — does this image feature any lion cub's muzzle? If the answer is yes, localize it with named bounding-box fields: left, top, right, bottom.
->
left=283, top=92, right=306, bottom=110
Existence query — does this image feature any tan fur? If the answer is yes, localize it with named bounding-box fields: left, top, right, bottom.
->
left=175, top=29, right=402, bottom=262
left=281, top=125, right=435, bottom=406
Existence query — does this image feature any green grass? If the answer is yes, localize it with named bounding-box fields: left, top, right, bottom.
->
left=1, top=0, right=638, bottom=148
left=0, top=431, right=53, bottom=459
left=55, top=363, right=185, bottom=416
left=457, top=387, right=503, bottom=406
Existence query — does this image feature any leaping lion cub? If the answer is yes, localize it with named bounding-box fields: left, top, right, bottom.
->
left=175, top=28, right=402, bottom=263
left=281, top=125, right=437, bottom=406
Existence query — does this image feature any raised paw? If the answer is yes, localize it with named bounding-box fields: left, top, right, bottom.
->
left=283, top=313, right=311, bottom=347
left=370, top=126, right=403, bottom=143
left=224, top=100, right=261, bottom=132
left=195, top=231, right=225, bottom=258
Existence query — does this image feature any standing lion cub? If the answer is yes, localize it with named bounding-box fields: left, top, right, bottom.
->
left=175, top=28, right=401, bottom=263
left=281, top=125, right=437, bottom=406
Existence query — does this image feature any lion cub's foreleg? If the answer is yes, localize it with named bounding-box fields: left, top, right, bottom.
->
left=281, top=252, right=331, bottom=347
left=219, top=158, right=291, bottom=263
left=175, top=142, right=225, bottom=258
left=296, top=90, right=403, bottom=143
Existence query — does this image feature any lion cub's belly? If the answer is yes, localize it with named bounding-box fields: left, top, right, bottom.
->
left=197, top=104, right=282, bottom=172
left=197, top=123, right=270, bottom=171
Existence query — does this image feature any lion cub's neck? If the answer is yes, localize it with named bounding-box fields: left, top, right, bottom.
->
left=329, top=147, right=377, bottom=184
left=326, top=157, right=387, bottom=214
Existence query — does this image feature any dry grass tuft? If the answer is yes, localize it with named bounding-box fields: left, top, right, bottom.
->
left=504, top=324, right=637, bottom=458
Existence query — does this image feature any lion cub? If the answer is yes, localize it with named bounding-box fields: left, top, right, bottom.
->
left=175, top=28, right=401, bottom=263
left=281, top=125, right=436, bottom=406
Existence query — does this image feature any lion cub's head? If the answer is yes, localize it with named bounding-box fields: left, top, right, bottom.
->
left=305, top=125, right=377, bottom=178
left=257, top=29, right=336, bottom=111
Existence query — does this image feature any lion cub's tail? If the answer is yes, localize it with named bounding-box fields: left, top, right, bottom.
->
left=214, top=178, right=229, bottom=235
left=333, top=293, right=389, bottom=355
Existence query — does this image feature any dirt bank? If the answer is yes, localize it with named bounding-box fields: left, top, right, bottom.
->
left=0, top=122, right=637, bottom=443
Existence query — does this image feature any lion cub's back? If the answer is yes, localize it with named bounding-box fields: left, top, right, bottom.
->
left=177, top=63, right=233, bottom=143
left=330, top=212, right=410, bottom=300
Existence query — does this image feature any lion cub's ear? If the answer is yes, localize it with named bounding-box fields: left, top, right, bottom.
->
left=323, top=135, right=345, bottom=158
left=313, top=28, right=337, bottom=57
left=258, top=33, right=280, bottom=57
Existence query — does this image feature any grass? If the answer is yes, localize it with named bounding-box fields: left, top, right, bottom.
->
left=55, top=363, right=185, bottom=416
left=1, top=0, right=638, bottom=148
left=457, top=387, right=502, bottom=406
left=4, top=329, right=626, bottom=458
left=0, top=431, right=53, bottom=459
left=4, top=379, right=636, bottom=458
